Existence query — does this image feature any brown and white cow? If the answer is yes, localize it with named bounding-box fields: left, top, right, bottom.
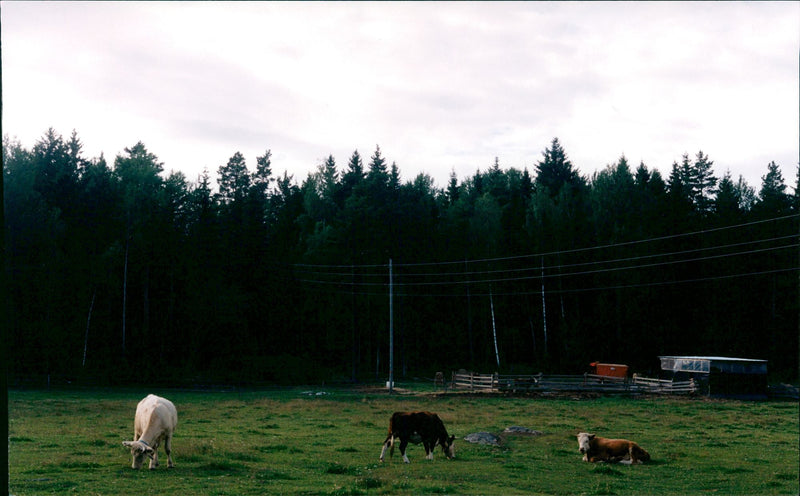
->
left=576, top=432, right=650, bottom=464
left=122, top=394, right=178, bottom=470
left=379, top=411, right=456, bottom=463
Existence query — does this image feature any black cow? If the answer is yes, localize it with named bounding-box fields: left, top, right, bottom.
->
left=379, top=411, right=456, bottom=463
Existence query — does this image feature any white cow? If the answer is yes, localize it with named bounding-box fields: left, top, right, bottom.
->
left=122, top=394, right=178, bottom=470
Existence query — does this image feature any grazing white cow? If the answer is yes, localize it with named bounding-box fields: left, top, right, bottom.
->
left=379, top=411, right=455, bottom=463
left=122, top=394, right=178, bottom=470
left=577, top=432, right=650, bottom=464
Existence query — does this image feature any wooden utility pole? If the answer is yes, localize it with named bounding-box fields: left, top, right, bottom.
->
left=388, top=258, right=394, bottom=392
left=541, top=257, right=548, bottom=355
left=490, top=286, right=500, bottom=369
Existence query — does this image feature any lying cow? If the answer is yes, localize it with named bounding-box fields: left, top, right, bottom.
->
left=122, top=394, right=178, bottom=469
left=576, top=432, right=650, bottom=464
left=379, top=411, right=455, bottom=463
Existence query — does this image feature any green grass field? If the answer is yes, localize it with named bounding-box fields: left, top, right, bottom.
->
left=8, top=386, right=799, bottom=495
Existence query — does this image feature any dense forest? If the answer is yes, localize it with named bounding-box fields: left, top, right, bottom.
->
left=4, top=129, right=798, bottom=385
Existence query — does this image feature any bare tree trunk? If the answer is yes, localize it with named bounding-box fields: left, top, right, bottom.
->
left=143, top=264, right=150, bottom=338
left=122, top=238, right=129, bottom=357
left=351, top=264, right=357, bottom=382
left=82, top=289, right=96, bottom=367
left=530, top=315, right=536, bottom=355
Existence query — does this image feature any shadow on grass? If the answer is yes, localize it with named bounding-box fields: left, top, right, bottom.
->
left=195, top=461, right=246, bottom=475
left=591, top=465, right=625, bottom=477
left=255, top=468, right=295, bottom=481
left=325, top=462, right=360, bottom=476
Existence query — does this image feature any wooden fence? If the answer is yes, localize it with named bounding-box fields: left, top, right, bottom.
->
left=450, top=371, right=499, bottom=391
left=631, top=374, right=698, bottom=394
left=450, top=371, right=697, bottom=395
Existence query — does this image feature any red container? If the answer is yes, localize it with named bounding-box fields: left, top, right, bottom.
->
left=590, top=362, right=629, bottom=378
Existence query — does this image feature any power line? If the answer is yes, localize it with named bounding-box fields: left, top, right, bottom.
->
left=292, top=242, right=798, bottom=288
left=291, top=233, right=799, bottom=280
left=290, top=213, right=799, bottom=271
left=295, top=266, right=800, bottom=298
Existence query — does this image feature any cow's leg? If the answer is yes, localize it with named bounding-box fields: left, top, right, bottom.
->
left=631, top=448, right=645, bottom=464
left=424, top=440, right=434, bottom=460
left=149, top=445, right=159, bottom=470
left=399, top=439, right=410, bottom=464
left=379, top=435, right=393, bottom=462
left=165, top=434, right=174, bottom=468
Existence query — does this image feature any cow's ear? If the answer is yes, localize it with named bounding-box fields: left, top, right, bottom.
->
left=122, top=441, right=133, bottom=448
left=449, top=435, right=455, bottom=443
left=588, top=434, right=596, bottom=440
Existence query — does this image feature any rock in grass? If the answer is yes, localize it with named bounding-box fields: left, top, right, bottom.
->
left=464, top=432, right=501, bottom=446
left=503, top=426, right=543, bottom=435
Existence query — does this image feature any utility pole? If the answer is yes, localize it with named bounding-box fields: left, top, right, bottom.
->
left=490, top=286, right=500, bottom=369
left=388, top=258, right=394, bottom=392
left=541, top=257, right=548, bottom=356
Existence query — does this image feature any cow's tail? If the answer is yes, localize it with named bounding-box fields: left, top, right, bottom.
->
left=387, top=416, right=396, bottom=458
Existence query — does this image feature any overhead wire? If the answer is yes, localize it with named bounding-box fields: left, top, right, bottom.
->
left=292, top=242, right=797, bottom=288
left=281, top=212, right=799, bottom=295
left=290, top=212, right=799, bottom=271
left=295, top=266, right=800, bottom=298
left=291, top=233, right=798, bottom=280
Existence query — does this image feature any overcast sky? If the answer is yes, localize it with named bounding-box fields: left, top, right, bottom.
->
left=3, top=1, right=798, bottom=191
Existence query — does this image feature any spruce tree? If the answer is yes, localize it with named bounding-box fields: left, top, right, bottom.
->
left=535, top=137, right=580, bottom=197
left=216, top=151, right=250, bottom=204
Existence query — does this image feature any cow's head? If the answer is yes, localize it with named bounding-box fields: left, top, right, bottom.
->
left=122, top=440, right=155, bottom=469
left=577, top=433, right=595, bottom=455
left=443, top=435, right=456, bottom=459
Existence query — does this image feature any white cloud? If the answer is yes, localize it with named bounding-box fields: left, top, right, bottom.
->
left=2, top=1, right=797, bottom=190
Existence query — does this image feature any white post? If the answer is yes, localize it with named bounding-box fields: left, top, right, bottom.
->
left=388, top=258, right=394, bottom=392
left=490, top=286, right=500, bottom=369
left=541, top=257, right=547, bottom=355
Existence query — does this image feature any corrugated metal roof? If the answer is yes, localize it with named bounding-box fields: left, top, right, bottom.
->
left=659, top=356, right=767, bottom=363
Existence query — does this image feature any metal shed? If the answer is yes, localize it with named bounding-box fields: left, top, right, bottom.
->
left=659, top=356, right=768, bottom=398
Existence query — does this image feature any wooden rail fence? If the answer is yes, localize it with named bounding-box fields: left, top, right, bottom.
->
left=450, top=371, right=697, bottom=395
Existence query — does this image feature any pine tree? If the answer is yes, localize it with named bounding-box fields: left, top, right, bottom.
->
left=446, top=169, right=460, bottom=205
left=217, top=151, right=250, bottom=204
left=714, top=170, right=741, bottom=222
left=389, top=161, right=401, bottom=192
left=341, top=150, right=364, bottom=196
left=667, top=157, right=694, bottom=216
left=755, top=161, right=790, bottom=216
left=535, top=137, right=581, bottom=197
left=253, top=149, right=273, bottom=194
left=691, top=151, right=717, bottom=214
left=367, top=145, right=389, bottom=188
left=321, top=155, right=339, bottom=198
left=520, top=168, right=533, bottom=201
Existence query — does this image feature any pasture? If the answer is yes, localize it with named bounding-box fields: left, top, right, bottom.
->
left=8, top=386, right=799, bottom=495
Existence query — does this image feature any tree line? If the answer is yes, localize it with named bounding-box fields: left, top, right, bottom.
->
left=4, top=129, right=798, bottom=385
